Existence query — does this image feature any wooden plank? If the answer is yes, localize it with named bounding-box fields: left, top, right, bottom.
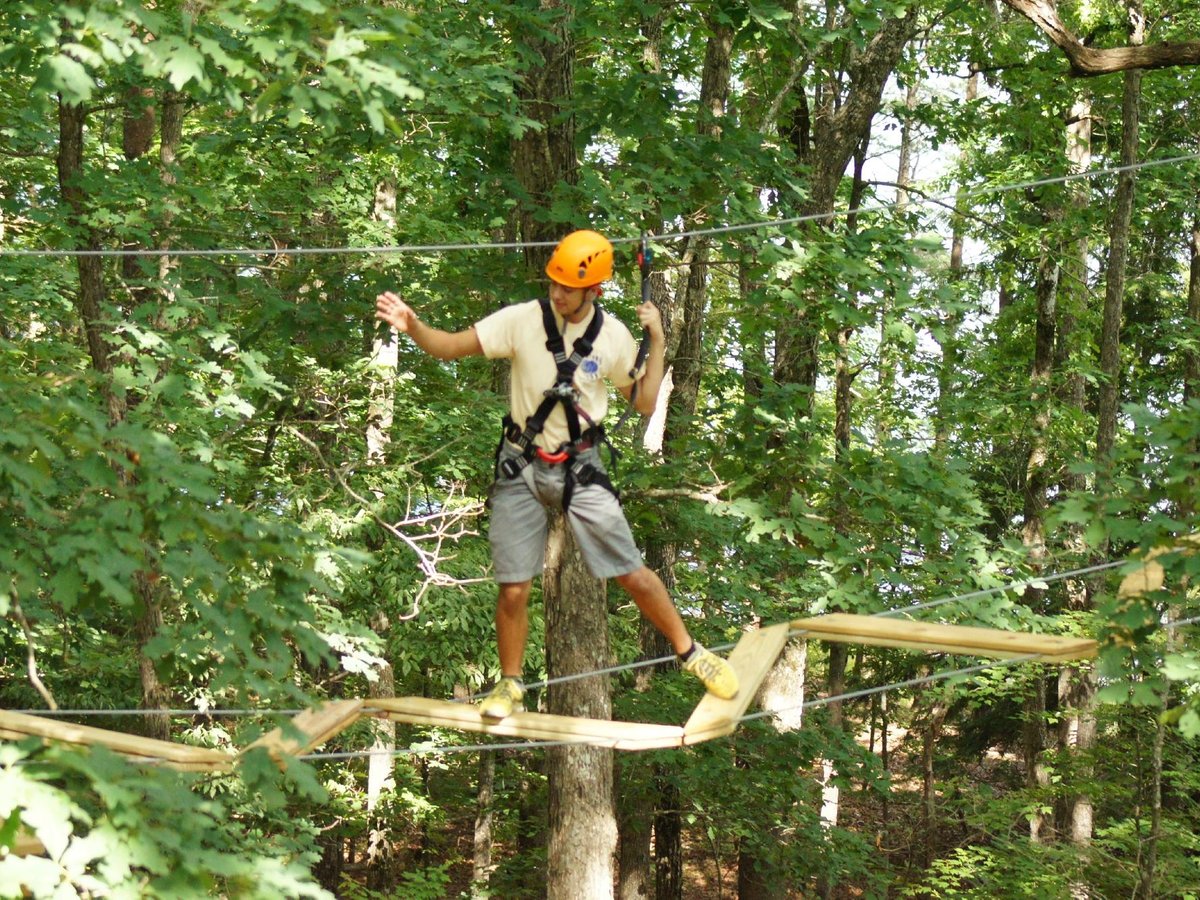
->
left=370, top=696, right=687, bottom=751
left=242, top=699, right=365, bottom=763
left=0, top=709, right=232, bottom=771
left=1118, top=534, right=1200, bottom=599
left=790, top=613, right=1097, bottom=662
left=683, top=623, right=792, bottom=745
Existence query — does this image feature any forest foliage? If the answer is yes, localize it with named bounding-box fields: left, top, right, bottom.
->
left=1, top=0, right=1199, bottom=897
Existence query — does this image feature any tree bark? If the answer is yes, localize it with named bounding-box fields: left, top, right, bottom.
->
left=507, top=5, right=615, bottom=894
left=1024, top=675, right=1053, bottom=844
left=1185, top=220, right=1200, bottom=411
left=921, top=693, right=949, bottom=868
left=775, top=8, right=919, bottom=394
left=511, top=0, right=577, bottom=258
left=1095, top=3, right=1144, bottom=463
left=1055, top=93, right=1097, bottom=872
left=472, top=752, right=496, bottom=898
left=937, top=66, right=978, bottom=450
left=59, top=96, right=174, bottom=740
left=545, top=512, right=616, bottom=900
left=1022, top=254, right=1059, bottom=570
left=366, top=662, right=396, bottom=890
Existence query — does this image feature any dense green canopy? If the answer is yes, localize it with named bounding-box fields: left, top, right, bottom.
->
left=1, top=0, right=1198, bottom=896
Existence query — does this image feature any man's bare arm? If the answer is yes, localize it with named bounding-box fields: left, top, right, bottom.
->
left=375, top=291, right=483, bottom=360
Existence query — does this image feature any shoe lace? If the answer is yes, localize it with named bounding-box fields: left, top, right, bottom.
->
left=496, top=679, right=523, bottom=700
left=689, top=651, right=724, bottom=684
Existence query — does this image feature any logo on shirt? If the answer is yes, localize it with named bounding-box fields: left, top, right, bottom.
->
left=578, top=356, right=602, bottom=382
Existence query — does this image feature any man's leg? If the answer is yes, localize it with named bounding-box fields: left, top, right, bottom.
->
left=564, top=466, right=740, bottom=701
left=496, top=580, right=533, bottom=677
left=615, top=566, right=739, bottom=700
left=480, top=579, right=534, bottom=720
left=614, top=566, right=691, bottom=654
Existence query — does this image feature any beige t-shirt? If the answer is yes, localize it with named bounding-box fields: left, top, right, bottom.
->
left=475, top=299, right=639, bottom=449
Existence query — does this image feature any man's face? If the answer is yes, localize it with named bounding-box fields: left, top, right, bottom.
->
left=549, top=279, right=594, bottom=319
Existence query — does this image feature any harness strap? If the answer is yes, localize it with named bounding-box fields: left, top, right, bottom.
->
left=499, top=297, right=605, bottom=480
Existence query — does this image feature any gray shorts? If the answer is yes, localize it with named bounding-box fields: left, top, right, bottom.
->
left=489, top=442, right=644, bottom=582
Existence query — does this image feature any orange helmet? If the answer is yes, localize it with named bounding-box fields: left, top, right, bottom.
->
left=545, top=230, right=613, bottom=288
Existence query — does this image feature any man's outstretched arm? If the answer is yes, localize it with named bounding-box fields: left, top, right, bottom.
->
left=375, top=291, right=482, bottom=360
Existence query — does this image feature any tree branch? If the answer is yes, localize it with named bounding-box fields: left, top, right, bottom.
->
left=10, top=599, right=58, bottom=710
left=999, top=0, right=1200, bottom=76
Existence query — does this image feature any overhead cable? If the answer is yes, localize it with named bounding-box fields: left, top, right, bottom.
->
left=3, top=153, right=1197, bottom=259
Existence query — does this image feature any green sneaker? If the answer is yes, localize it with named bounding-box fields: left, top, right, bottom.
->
left=683, top=644, right=739, bottom=700
left=478, top=677, right=525, bottom=720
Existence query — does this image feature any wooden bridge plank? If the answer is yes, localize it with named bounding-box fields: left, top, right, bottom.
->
left=0, top=709, right=232, bottom=771
left=371, top=696, right=687, bottom=751
left=242, top=699, right=365, bottom=762
left=683, top=623, right=793, bottom=745
left=790, top=613, right=1096, bottom=662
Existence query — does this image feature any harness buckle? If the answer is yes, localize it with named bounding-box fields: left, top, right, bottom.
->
left=543, top=382, right=578, bottom=402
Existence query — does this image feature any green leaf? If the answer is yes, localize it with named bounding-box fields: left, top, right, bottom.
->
left=43, top=54, right=94, bottom=102
left=1179, top=709, right=1200, bottom=740
left=164, top=44, right=208, bottom=91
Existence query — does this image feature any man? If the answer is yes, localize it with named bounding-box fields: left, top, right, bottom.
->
left=375, top=229, right=738, bottom=720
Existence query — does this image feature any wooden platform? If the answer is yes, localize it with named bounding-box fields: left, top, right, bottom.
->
left=5, top=611, right=1108, bottom=858
left=0, top=708, right=233, bottom=772
left=790, top=613, right=1097, bottom=662
left=370, top=696, right=687, bottom=751
left=243, top=700, right=365, bottom=765
left=683, top=623, right=792, bottom=744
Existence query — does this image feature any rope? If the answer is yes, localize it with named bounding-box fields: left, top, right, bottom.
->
left=296, top=607, right=1200, bottom=762
left=3, top=152, right=1196, bottom=259
left=299, top=653, right=1042, bottom=761
left=10, top=607, right=1196, bottom=762
left=7, top=553, right=1141, bottom=717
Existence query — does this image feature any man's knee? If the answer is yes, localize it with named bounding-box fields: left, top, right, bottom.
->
left=616, top=566, right=661, bottom=596
left=497, top=581, right=533, bottom=612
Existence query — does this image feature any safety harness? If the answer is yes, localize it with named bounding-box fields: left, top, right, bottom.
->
left=497, top=238, right=656, bottom=513
left=497, top=296, right=619, bottom=512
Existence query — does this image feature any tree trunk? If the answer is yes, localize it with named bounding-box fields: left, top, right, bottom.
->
left=816, top=642, right=848, bottom=899
left=1184, top=217, right=1200, bottom=509
left=366, top=662, right=396, bottom=890
left=545, top=512, right=616, bottom=899
left=937, top=65, right=978, bottom=450
left=472, top=752, right=496, bottom=899
left=1022, top=254, right=1059, bottom=567
left=510, top=0, right=577, bottom=259
left=59, top=96, right=173, bottom=740
left=775, top=7, right=918, bottom=398
left=361, top=176, right=399, bottom=891
left=921, top=693, right=950, bottom=868
left=1136, top=705, right=1166, bottom=900
left=1056, top=93, right=1091, bottom=415
left=879, top=73, right=921, bottom=446
left=739, top=638, right=808, bottom=899
left=1025, top=675, right=1053, bottom=845
left=507, top=5, right=615, bottom=893
left=616, top=15, right=731, bottom=899
left=1095, top=2, right=1144, bottom=464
